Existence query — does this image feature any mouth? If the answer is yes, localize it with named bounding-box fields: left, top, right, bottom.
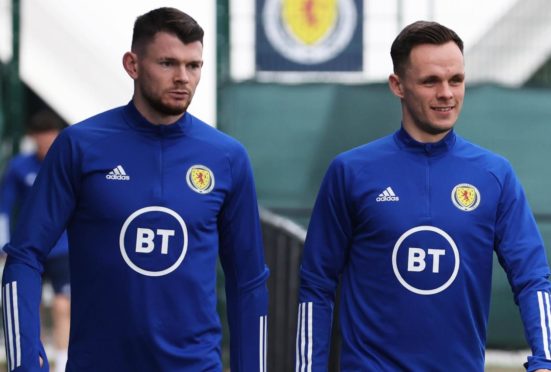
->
left=168, top=90, right=190, bottom=100
left=431, top=106, right=455, bottom=114
left=431, top=106, right=454, bottom=112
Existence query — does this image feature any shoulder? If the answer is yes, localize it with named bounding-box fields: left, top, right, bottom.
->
left=56, top=106, right=128, bottom=150
left=332, top=133, right=396, bottom=172
left=187, top=114, right=249, bottom=159
left=64, top=106, right=126, bottom=137
left=453, top=135, right=513, bottom=176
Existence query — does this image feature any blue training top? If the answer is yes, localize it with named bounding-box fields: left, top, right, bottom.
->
left=2, top=102, right=269, bottom=372
left=297, top=127, right=551, bottom=371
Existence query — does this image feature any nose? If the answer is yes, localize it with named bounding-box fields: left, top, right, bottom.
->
left=436, top=82, right=453, bottom=100
left=174, top=65, right=189, bottom=83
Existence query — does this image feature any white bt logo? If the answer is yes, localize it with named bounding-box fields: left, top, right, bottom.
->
left=392, top=226, right=460, bottom=296
left=106, top=165, right=130, bottom=181
left=407, top=248, right=446, bottom=273
left=120, top=206, right=188, bottom=277
left=376, top=186, right=399, bottom=202
left=136, top=228, right=175, bottom=254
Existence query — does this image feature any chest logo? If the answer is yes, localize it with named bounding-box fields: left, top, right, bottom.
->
left=186, top=165, right=215, bottom=194
left=392, top=226, right=460, bottom=295
left=106, top=165, right=130, bottom=181
left=376, top=186, right=399, bottom=202
left=120, top=206, right=188, bottom=277
left=451, top=183, right=480, bottom=212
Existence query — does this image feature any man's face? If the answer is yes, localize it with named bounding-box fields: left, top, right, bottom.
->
left=130, top=32, right=203, bottom=124
left=389, top=41, right=465, bottom=142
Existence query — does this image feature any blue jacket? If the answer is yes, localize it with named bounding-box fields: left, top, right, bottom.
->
left=297, top=128, right=551, bottom=371
left=2, top=102, right=269, bottom=371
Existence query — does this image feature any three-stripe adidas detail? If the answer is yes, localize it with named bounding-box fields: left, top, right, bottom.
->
left=259, top=315, right=267, bottom=372
left=538, top=291, right=551, bottom=359
left=295, top=302, right=313, bottom=372
left=3, top=281, right=21, bottom=371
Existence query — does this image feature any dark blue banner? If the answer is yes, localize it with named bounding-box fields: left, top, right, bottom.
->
left=256, top=0, right=363, bottom=72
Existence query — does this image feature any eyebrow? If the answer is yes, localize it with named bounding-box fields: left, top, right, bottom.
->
left=419, top=73, right=465, bottom=82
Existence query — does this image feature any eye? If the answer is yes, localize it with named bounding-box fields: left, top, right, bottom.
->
left=422, top=78, right=437, bottom=86
left=450, top=75, right=464, bottom=86
left=159, top=60, right=173, bottom=67
left=188, top=62, right=202, bottom=70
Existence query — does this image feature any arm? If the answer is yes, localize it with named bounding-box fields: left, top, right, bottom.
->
left=296, top=158, right=352, bottom=371
left=218, top=146, right=269, bottom=372
left=494, top=165, right=551, bottom=372
left=2, top=132, right=78, bottom=371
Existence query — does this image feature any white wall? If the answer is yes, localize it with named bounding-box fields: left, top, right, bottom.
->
left=13, top=1, right=216, bottom=125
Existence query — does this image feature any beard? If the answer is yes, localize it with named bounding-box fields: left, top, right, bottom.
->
left=141, top=84, right=191, bottom=117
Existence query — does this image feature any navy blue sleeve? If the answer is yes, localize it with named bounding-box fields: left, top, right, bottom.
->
left=296, top=157, right=352, bottom=371
left=2, top=131, right=78, bottom=371
left=218, top=145, right=269, bottom=372
left=494, top=164, right=551, bottom=371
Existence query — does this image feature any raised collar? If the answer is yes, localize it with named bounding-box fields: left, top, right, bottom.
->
left=122, top=101, right=192, bottom=136
left=394, top=126, right=456, bottom=156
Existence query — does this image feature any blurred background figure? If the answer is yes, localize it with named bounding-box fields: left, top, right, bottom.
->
left=0, top=109, right=70, bottom=372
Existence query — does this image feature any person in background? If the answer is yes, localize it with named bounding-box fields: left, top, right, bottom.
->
left=1, top=7, right=268, bottom=372
left=0, top=109, right=70, bottom=372
left=296, top=20, right=551, bottom=372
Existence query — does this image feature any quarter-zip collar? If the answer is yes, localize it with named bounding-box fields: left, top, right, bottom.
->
left=394, top=125, right=456, bottom=156
left=122, top=101, right=192, bottom=137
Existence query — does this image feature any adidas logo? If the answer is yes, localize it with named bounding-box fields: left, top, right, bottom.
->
left=376, top=187, right=399, bottom=202
left=106, top=165, right=130, bottom=181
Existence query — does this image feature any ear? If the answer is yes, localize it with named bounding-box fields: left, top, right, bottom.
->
left=122, top=52, right=139, bottom=80
left=388, top=73, right=404, bottom=99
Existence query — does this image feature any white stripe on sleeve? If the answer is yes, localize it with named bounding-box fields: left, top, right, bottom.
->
left=545, top=292, right=551, bottom=358
left=6, top=283, right=15, bottom=370
left=3, top=284, right=11, bottom=371
left=296, top=302, right=313, bottom=372
left=264, top=316, right=268, bottom=372
left=295, top=304, right=302, bottom=372
left=13, top=282, right=21, bottom=369
left=538, top=291, right=551, bottom=359
left=3, top=282, right=22, bottom=370
left=259, top=316, right=265, bottom=372
left=300, top=303, right=306, bottom=372
left=306, top=302, right=313, bottom=372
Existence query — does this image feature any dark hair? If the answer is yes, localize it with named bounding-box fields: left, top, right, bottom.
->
left=391, top=21, right=464, bottom=76
left=131, top=7, right=204, bottom=53
left=27, top=110, right=66, bottom=134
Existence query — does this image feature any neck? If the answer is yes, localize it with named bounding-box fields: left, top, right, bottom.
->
left=132, top=98, right=185, bottom=126
left=401, top=122, right=452, bottom=143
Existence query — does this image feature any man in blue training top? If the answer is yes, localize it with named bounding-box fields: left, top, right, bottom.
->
left=296, top=21, right=551, bottom=371
left=2, top=7, right=268, bottom=372
left=0, top=110, right=70, bottom=372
